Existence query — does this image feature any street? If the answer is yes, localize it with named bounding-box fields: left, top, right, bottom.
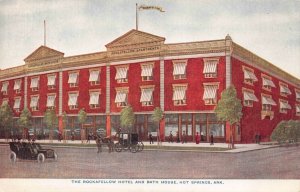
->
left=0, top=145, right=299, bottom=179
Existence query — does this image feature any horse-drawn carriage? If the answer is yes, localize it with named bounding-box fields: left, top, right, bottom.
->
left=114, top=132, right=144, bottom=153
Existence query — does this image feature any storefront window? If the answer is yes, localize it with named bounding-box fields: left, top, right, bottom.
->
left=209, top=123, right=224, bottom=137
left=165, top=114, right=178, bottom=140
left=111, top=115, right=120, bottom=135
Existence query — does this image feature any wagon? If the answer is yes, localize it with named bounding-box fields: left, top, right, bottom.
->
left=114, top=132, right=144, bottom=153
left=9, top=142, right=58, bottom=163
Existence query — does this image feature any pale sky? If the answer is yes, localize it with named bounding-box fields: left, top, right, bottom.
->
left=0, top=0, right=299, bottom=79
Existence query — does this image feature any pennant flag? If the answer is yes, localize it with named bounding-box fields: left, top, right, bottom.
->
left=139, top=5, right=165, bottom=12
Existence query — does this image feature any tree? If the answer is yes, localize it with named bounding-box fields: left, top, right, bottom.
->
left=286, top=120, right=300, bottom=143
left=62, top=111, right=68, bottom=142
left=215, top=86, right=243, bottom=149
left=44, top=109, right=58, bottom=142
left=0, top=103, right=14, bottom=140
left=271, top=120, right=300, bottom=144
left=120, top=106, right=135, bottom=132
left=78, top=108, right=87, bottom=143
left=18, top=107, right=32, bottom=140
left=152, top=107, right=163, bottom=146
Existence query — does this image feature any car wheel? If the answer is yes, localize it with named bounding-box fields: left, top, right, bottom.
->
left=54, top=152, right=58, bottom=161
left=130, top=145, right=137, bottom=153
left=115, top=143, right=122, bottom=152
left=9, top=152, right=16, bottom=163
left=37, top=153, right=45, bottom=163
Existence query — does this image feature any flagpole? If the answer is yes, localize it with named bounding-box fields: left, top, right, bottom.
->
left=136, top=3, right=138, bottom=30
left=44, top=20, right=46, bottom=46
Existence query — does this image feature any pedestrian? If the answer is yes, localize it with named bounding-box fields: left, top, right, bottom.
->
left=87, top=132, right=92, bottom=144
left=195, top=132, right=200, bottom=144
left=149, top=133, right=154, bottom=144
left=200, top=131, right=204, bottom=141
left=169, top=131, right=173, bottom=143
left=58, top=131, right=62, bottom=142
left=210, top=133, right=214, bottom=145
left=182, top=131, right=187, bottom=144
left=176, top=132, right=180, bottom=143
left=255, top=133, right=259, bottom=144
left=95, top=136, right=102, bottom=153
left=71, top=132, right=75, bottom=141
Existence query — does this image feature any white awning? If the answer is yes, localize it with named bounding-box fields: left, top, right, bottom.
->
left=244, top=70, right=258, bottom=81
left=140, top=88, right=153, bottom=102
left=1, top=82, right=8, bottom=92
left=30, top=96, right=39, bottom=107
left=280, top=85, right=291, bottom=95
left=68, top=93, right=78, bottom=106
left=115, top=67, right=128, bottom=80
left=89, top=92, right=100, bottom=105
left=262, top=78, right=276, bottom=88
left=141, top=65, right=153, bottom=77
left=203, top=85, right=218, bottom=99
left=115, top=91, right=127, bottom=103
left=243, top=91, right=258, bottom=102
left=30, top=77, right=39, bottom=88
left=172, top=86, right=186, bottom=101
left=68, top=73, right=78, bottom=84
left=296, top=105, right=300, bottom=113
left=262, top=96, right=277, bottom=106
left=13, top=98, right=21, bottom=109
left=47, top=95, right=56, bottom=107
left=280, top=101, right=291, bottom=109
left=89, top=71, right=100, bottom=82
left=47, top=75, right=56, bottom=86
left=296, top=91, right=300, bottom=100
left=203, top=60, right=217, bottom=73
left=173, top=63, right=186, bottom=75
left=14, top=80, right=21, bottom=90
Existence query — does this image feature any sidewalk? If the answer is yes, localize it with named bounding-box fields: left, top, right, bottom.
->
left=0, top=139, right=278, bottom=153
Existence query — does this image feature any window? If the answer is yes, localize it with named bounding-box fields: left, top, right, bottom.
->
left=172, top=85, right=187, bottom=106
left=173, top=60, right=187, bottom=80
left=115, top=88, right=128, bottom=107
left=243, top=89, right=258, bottom=107
left=68, top=72, right=79, bottom=87
left=203, top=58, right=218, bottom=78
left=262, top=76, right=275, bottom=91
left=1, top=99, right=8, bottom=106
left=68, top=92, right=78, bottom=109
left=89, top=70, right=100, bottom=85
left=47, top=94, right=56, bottom=109
left=115, top=66, right=128, bottom=83
left=296, top=90, right=300, bottom=102
left=1, top=82, right=8, bottom=95
left=141, top=63, right=153, bottom=81
left=140, top=87, right=154, bottom=106
left=47, top=75, right=56, bottom=89
left=30, top=96, right=39, bottom=111
left=243, top=67, right=257, bottom=85
left=279, top=100, right=291, bottom=114
left=30, top=77, right=39, bottom=91
left=296, top=105, right=300, bottom=116
left=89, top=91, right=100, bottom=108
left=14, top=79, right=21, bottom=94
left=203, top=84, right=219, bottom=105
left=262, top=95, right=276, bottom=111
left=13, top=97, right=21, bottom=112
left=279, top=83, right=291, bottom=97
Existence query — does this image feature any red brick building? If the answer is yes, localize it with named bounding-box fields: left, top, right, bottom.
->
left=0, top=29, right=299, bottom=143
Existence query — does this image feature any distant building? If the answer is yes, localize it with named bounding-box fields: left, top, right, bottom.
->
left=0, top=29, right=299, bottom=143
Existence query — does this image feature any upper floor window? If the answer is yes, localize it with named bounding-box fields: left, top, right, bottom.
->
left=89, top=70, right=100, bottom=85
left=140, top=86, right=154, bottom=106
left=203, top=58, right=218, bottom=78
left=68, top=72, right=79, bottom=87
left=172, top=84, right=187, bottom=106
left=14, top=79, right=21, bottom=94
left=279, top=83, right=291, bottom=97
left=173, top=60, right=187, bottom=80
left=89, top=91, right=100, bottom=109
left=296, top=105, right=300, bottom=116
left=13, top=97, right=21, bottom=112
left=279, top=99, right=291, bottom=114
left=47, top=75, right=56, bottom=89
left=115, top=66, right=128, bottom=83
left=30, top=77, right=39, bottom=92
left=243, top=89, right=258, bottom=107
left=141, top=63, right=154, bottom=81
left=262, top=75, right=275, bottom=91
left=68, top=92, right=78, bottom=109
left=115, top=88, right=128, bottom=107
left=30, top=96, right=39, bottom=111
left=296, top=90, right=300, bottom=102
left=261, top=95, right=276, bottom=111
left=203, top=83, right=219, bottom=105
left=243, top=67, right=257, bottom=85
left=47, top=94, right=56, bottom=109
left=1, top=81, right=8, bottom=95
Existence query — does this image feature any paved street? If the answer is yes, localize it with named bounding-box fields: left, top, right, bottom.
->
left=0, top=145, right=299, bottom=179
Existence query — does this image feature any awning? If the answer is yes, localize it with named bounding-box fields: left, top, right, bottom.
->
left=13, top=98, right=21, bottom=109
left=115, top=91, right=127, bottom=103
left=280, top=85, right=291, bottom=95
left=1, top=82, right=8, bottom=92
left=173, top=86, right=186, bottom=100
left=244, top=70, right=258, bottom=81
left=47, top=95, right=56, bottom=107
left=141, top=65, right=153, bottom=77
left=89, top=71, right=100, bottom=82
left=203, top=85, right=218, bottom=99
left=30, top=77, right=39, bottom=88
left=243, top=91, right=258, bottom=102
left=115, top=67, right=128, bottom=80
left=68, top=73, right=78, bottom=84
left=280, top=101, right=291, bottom=109
left=262, top=96, right=277, bottom=106
left=30, top=96, right=39, bottom=107
left=14, top=80, right=21, bottom=90
left=262, top=78, right=276, bottom=88
left=140, top=88, right=153, bottom=102
left=203, top=60, right=217, bottom=73
left=296, top=105, right=300, bottom=113
left=296, top=91, right=300, bottom=100
left=89, top=92, right=100, bottom=105
left=68, top=93, right=78, bottom=106
left=173, top=63, right=186, bottom=75
left=47, top=75, right=56, bottom=86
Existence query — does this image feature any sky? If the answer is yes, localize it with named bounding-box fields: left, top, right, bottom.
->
left=0, top=0, right=299, bottom=79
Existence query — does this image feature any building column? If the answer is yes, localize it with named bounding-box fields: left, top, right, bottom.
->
left=159, top=57, right=165, bottom=111
left=58, top=71, right=63, bottom=131
left=24, top=76, right=28, bottom=108
left=225, top=34, right=232, bottom=88
left=106, top=64, right=111, bottom=136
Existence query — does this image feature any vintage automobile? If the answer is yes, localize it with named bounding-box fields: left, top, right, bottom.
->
left=114, top=132, right=144, bottom=153
left=9, top=142, right=58, bottom=163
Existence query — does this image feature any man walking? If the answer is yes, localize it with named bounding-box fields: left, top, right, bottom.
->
left=95, top=136, right=102, bottom=153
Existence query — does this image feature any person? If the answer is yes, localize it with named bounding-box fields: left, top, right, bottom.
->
left=71, top=132, right=75, bottom=141
left=255, top=133, right=259, bottom=144
left=182, top=131, right=187, bottom=144
left=87, top=132, right=92, bottom=144
left=58, top=131, right=62, bottom=142
left=200, top=131, right=204, bottom=141
left=95, top=136, right=102, bottom=153
left=210, top=133, right=214, bottom=145
left=176, top=132, right=180, bottom=143
left=169, top=131, right=173, bottom=143
left=195, top=132, right=200, bottom=144
left=149, top=133, right=154, bottom=144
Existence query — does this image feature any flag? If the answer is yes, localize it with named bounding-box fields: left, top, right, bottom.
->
left=139, top=5, right=165, bottom=12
